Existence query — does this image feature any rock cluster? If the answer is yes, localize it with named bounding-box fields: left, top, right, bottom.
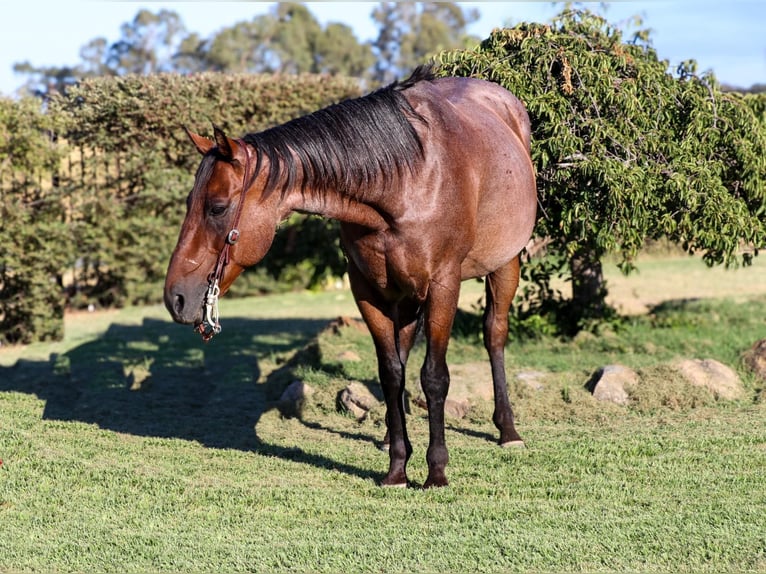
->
left=587, top=358, right=745, bottom=405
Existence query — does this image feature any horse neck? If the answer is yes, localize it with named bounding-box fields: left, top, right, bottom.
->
left=284, top=185, right=390, bottom=231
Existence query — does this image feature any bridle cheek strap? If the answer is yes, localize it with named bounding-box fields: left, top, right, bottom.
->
left=197, top=139, right=252, bottom=341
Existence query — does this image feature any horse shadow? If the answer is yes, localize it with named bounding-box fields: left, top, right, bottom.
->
left=0, top=315, right=381, bottom=482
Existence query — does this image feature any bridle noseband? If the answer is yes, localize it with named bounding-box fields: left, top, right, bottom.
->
left=197, top=138, right=252, bottom=341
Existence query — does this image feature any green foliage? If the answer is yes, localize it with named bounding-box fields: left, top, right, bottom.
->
left=0, top=73, right=361, bottom=342
left=437, top=9, right=766, bottom=331
left=262, top=215, right=347, bottom=291
left=182, top=3, right=377, bottom=78
left=0, top=97, right=68, bottom=344
left=371, top=2, right=480, bottom=84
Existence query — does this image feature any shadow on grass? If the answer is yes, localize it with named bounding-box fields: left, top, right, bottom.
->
left=0, top=315, right=381, bottom=482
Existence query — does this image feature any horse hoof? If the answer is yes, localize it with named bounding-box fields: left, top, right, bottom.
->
left=381, top=471, right=408, bottom=487
left=423, top=477, right=449, bottom=489
left=500, top=439, right=526, bottom=448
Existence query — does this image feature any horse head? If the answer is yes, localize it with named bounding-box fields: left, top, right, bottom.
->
left=163, top=126, right=285, bottom=335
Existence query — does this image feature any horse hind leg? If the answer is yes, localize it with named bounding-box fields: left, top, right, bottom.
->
left=484, top=256, right=524, bottom=447
left=420, top=271, right=463, bottom=488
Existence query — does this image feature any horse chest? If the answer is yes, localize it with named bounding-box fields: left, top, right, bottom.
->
left=340, top=226, right=429, bottom=301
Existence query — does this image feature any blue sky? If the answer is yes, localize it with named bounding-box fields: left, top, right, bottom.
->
left=1, top=2, right=764, bottom=96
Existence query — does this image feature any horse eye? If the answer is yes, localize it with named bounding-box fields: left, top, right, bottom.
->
left=208, top=204, right=228, bottom=217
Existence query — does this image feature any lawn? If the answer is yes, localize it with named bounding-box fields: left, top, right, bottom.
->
left=1, top=254, right=765, bottom=573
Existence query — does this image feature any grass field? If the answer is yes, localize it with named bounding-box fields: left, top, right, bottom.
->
left=1, top=254, right=765, bottom=573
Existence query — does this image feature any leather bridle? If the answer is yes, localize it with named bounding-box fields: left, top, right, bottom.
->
left=197, top=138, right=253, bottom=341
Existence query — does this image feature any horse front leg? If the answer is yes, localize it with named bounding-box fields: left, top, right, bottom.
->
left=421, top=273, right=461, bottom=488
left=347, top=264, right=418, bottom=487
left=484, top=257, right=524, bottom=446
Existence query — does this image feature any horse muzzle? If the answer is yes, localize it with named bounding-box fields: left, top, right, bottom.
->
left=164, top=280, right=207, bottom=326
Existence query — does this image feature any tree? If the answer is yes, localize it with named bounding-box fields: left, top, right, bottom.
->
left=371, top=2, right=479, bottom=84
left=0, top=97, right=69, bottom=343
left=106, top=9, right=187, bottom=76
left=438, top=9, right=766, bottom=331
left=198, top=18, right=277, bottom=73
left=271, top=2, right=323, bottom=74
left=13, top=3, right=476, bottom=94
left=13, top=9, right=187, bottom=98
left=315, top=22, right=375, bottom=77
left=12, top=61, right=82, bottom=99
left=179, top=3, right=373, bottom=77
left=172, top=32, right=210, bottom=75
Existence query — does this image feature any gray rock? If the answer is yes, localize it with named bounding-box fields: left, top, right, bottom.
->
left=338, top=381, right=380, bottom=420
left=516, top=370, right=546, bottom=391
left=586, top=364, right=639, bottom=406
left=444, top=398, right=471, bottom=419
left=336, top=350, right=361, bottom=362
left=278, top=380, right=314, bottom=418
left=673, top=358, right=744, bottom=400
left=743, top=339, right=766, bottom=382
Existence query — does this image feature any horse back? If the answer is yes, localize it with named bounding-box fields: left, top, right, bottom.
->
left=405, top=76, right=532, bottom=154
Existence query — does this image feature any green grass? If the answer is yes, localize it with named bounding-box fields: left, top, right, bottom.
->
left=1, top=257, right=766, bottom=573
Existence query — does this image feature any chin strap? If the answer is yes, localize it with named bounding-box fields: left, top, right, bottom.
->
left=196, top=139, right=252, bottom=341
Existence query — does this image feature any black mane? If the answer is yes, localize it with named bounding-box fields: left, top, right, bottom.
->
left=242, top=65, right=434, bottom=198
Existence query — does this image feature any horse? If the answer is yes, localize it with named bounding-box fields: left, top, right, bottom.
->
left=164, top=65, right=537, bottom=488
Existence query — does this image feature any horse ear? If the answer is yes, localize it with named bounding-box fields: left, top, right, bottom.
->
left=184, top=126, right=215, bottom=156
left=213, top=124, right=234, bottom=161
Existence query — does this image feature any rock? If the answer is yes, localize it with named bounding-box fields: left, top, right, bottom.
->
left=447, top=362, right=494, bottom=401
left=338, top=381, right=380, bottom=420
left=411, top=395, right=471, bottom=420
left=278, top=380, right=314, bottom=418
left=516, top=370, right=546, bottom=391
left=444, top=398, right=471, bottom=419
left=743, top=339, right=766, bottom=382
left=586, top=364, right=638, bottom=406
left=673, top=358, right=744, bottom=400
left=337, top=350, right=361, bottom=362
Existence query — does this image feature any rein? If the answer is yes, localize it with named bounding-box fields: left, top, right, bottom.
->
left=197, top=139, right=252, bottom=341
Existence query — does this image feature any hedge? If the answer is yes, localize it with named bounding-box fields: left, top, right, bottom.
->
left=0, top=73, right=361, bottom=344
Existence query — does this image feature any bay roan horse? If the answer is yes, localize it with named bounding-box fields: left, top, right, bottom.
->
left=164, top=66, right=537, bottom=488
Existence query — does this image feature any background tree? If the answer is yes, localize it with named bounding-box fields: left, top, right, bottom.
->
left=14, top=9, right=188, bottom=97
left=13, top=2, right=475, bottom=93
left=11, top=62, right=82, bottom=99
left=131, top=3, right=375, bottom=78
left=438, top=8, right=766, bottom=332
left=106, top=9, right=187, bottom=76
left=371, top=2, right=479, bottom=84
left=199, top=17, right=278, bottom=73
left=314, top=22, right=375, bottom=77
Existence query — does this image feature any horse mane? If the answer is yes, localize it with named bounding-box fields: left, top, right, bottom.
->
left=242, top=65, right=434, bottom=199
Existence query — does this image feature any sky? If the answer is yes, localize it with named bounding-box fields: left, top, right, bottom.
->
left=1, top=1, right=765, bottom=97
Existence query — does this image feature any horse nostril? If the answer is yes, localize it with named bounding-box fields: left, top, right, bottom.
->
left=173, top=293, right=185, bottom=316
